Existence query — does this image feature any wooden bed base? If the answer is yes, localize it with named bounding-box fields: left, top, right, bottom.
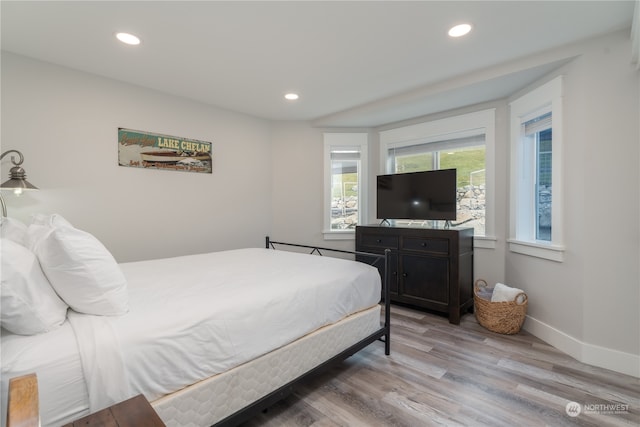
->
left=210, top=238, right=391, bottom=427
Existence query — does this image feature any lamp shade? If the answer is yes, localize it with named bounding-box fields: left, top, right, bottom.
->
left=1, top=165, right=38, bottom=193
left=0, top=149, right=38, bottom=216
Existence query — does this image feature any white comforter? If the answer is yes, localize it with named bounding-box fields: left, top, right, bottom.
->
left=1, top=248, right=381, bottom=426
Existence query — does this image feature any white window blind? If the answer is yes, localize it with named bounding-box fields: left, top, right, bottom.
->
left=388, top=134, right=485, bottom=158
left=523, top=112, right=552, bottom=136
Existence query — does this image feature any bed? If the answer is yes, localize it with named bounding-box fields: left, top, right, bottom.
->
left=1, top=214, right=390, bottom=427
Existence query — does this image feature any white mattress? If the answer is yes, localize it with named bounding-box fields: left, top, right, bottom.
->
left=152, top=305, right=381, bottom=426
left=1, top=248, right=381, bottom=427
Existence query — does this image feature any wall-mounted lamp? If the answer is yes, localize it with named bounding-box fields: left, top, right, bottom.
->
left=0, top=150, right=38, bottom=217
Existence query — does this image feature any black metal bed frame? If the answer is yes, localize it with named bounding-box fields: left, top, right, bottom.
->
left=213, top=237, right=391, bottom=427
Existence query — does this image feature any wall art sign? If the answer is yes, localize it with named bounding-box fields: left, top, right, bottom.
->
left=118, top=128, right=213, bottom=174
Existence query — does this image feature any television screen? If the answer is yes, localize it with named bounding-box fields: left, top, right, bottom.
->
left=377, top=169, right=457, bottom=221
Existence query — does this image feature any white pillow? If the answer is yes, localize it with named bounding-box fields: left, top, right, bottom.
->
left=0, top=217, right=28, bottom=246
left=31, top=213, right=74, bottom=228
left=1, top=238, right=68, bottom=335
left=27, top=216, right=129, bottom=316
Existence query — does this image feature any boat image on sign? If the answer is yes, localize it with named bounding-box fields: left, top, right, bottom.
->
left=140, top=151, right=211, bottom=163
left=138, top=150, right=212, bottom=172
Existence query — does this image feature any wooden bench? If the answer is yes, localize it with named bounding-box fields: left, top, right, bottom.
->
left=6, top=373, right=39, bottom=427
left=62, top=394, right=165, bottom=427
left=6, top=373, right=164, bottom=427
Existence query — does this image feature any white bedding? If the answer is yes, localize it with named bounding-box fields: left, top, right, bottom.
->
left=0, top=322, right=89, bottom=425
left=1, top=248, right=381, bottom=427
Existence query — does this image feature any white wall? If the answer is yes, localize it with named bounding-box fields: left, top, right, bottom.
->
left=2, top=29, right=638, bottom=377
left=1, top=53, right=272, bottom=262
left=269, top=122, right=373, bottom=254
left=270, top=31, right=639, bottom=377
left=506, top=31, right=639, bottom=377
left=270, top=122, right=339, bottom=248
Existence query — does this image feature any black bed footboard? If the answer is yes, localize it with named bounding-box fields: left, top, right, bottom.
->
left=212, top=238, right=391, bottom=427
left=265, top=236, right=391, bottom=356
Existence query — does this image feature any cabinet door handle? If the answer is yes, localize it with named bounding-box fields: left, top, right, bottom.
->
left=421, top=242, right=427, bottom=247
left=376, top=239, right=382, bottom=243
left=402, top=273, right=408, bottom=277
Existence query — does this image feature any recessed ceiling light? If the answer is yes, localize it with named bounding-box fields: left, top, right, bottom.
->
left=284, top=93, right=299, bottom=101
left=116, top=32, right=141, bottom=45
left=448, top=24, right=472, bottom=38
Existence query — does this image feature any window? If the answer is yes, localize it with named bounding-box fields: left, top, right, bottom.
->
left=527, top=113, right=552, bottom=241
left=387, top=135, right=486, bottom=234
left=323, top=133, right=368, bottom=239
left=509, top=76, right=564, bottom=261
left=380, top=109, right=496, bottom=247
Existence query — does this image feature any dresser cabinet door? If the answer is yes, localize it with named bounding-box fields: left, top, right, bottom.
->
left=357, top=251, right=398, bottom=297
left=400, top=254, right=449, bottom=305
left=387, top=253, right=399, bottom=296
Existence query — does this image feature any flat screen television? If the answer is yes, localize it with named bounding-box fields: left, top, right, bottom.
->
left=376, top=169, right=457, bottom=221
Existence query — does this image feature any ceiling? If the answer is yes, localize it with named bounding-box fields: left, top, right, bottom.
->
left=1, top=1, right=634, bottom=128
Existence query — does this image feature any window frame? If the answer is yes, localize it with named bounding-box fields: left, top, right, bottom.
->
left=508, top=76, right=565, bottom=262
left=379, top=109, right=496, bottom=248
left=323, top=133, right=368, bottom=240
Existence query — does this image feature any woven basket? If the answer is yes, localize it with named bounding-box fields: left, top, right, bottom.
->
left=474, top=279, right=528, bottom=334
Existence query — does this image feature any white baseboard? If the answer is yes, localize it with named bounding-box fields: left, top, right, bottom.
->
left=523, top=315, right=640, bottom=378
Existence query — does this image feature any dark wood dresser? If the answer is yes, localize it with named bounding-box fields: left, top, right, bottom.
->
left=356, top=225, right=474, bottom=324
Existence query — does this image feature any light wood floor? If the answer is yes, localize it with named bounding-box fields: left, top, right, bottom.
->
left=242, top=305, right=639, bottom=427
